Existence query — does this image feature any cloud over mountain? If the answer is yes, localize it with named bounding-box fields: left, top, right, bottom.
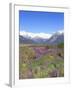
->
left=20, top=31, right=52, bottom=39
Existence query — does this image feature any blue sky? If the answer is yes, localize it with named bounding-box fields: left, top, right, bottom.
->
left=19, top=10, right=64, bottom=34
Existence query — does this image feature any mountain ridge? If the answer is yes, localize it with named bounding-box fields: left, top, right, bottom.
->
left=19, top=31, right=64, bottom=45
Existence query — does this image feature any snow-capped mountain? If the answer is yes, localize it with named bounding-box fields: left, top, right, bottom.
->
left=20, top=31, right=52, bottom=39
left=47, top=31, right=64, bottom=44
left=19, top=31, right=64, bottom=44
left=19, top=35, right=36, bottom=44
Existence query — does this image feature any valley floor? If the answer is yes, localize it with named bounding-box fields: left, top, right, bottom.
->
left=19, top=44, right=64, bottom=79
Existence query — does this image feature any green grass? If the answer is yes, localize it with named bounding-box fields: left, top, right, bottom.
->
left=57, top=42, right=64, bottom=49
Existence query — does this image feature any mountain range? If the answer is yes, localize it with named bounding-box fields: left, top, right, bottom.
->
left=19, top=31, right=64, bottom=45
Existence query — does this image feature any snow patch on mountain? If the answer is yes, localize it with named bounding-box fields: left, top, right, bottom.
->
left=52, top=30, right=64, bottom=35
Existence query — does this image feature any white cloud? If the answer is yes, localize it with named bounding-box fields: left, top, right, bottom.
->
left=20, top=30, right=64, bottom=39
left=20, top=31, right=52, bottom=39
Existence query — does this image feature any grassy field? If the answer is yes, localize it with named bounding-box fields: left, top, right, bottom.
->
left=19, top=43, right=64, bottom=79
